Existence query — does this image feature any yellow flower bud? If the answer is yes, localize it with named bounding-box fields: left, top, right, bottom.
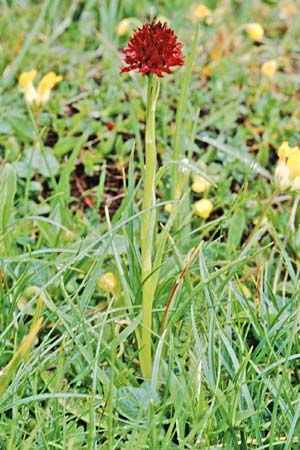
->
left=189, top=3, right=212, bottom=23
left=193, top=199, right=213, bottom=218
left=164, top=203, right=173, bottom=213
left=117, top=19, right=130, bottom=36
left=192, top=4, right=211, bottom=19
left=97, top=272, right=116, bottom=292
left=246, top=23, right=264, bottom=42
left=192, top=176, right=210, bottom=193
left=261, top=60, right=277, bottom=78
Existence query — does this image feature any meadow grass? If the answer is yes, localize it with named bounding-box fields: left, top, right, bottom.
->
left=1, top=0, right=300, bottom=448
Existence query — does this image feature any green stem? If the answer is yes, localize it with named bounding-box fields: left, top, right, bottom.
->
left=140, top=73, right=160, bottom=379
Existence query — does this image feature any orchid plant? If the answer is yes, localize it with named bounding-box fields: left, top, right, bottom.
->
left=121, top=21, right=184, bottom=378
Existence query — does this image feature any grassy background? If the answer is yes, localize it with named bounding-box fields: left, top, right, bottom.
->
left=1, top=0, right=300, bottom=448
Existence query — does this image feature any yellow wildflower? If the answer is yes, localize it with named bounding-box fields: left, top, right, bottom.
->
left=261, top=60, right=277, bottom=78
left=18, top=69, right=37, bottom=89
left=37, top=72, right=63, bottom=104
left=278, top=141, right=291, bottom=160
left=192, top=4, right=211, bottom=19
left=18, top=69, right=38, bottom=104
left=189, top=3, right=212, bottom=23
left=246, top=23, right=264, bottom=42
left=287, top=147, right=300, bottom=177
left=192, top=175, right=210, bottom=193
left=97, top=272, right=116, bottom=292
left=193, top=199, right=213, bottom=218
left=275, top=141, right=300, bottom=191
left=18, top=70, right=62, bottom=105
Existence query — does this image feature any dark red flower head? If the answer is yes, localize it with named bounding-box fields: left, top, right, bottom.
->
left=120, top=21, right=184, bottom=78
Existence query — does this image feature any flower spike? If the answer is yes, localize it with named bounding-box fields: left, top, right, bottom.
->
left=120, top=21, right=184, bottom=78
